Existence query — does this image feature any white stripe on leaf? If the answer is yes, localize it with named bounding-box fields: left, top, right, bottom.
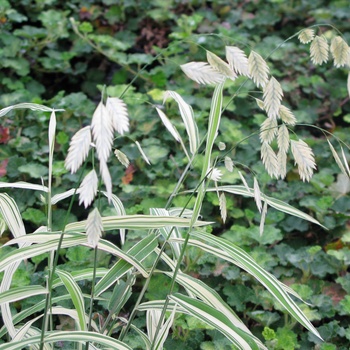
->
left=248, top=51, right=269, bottom=88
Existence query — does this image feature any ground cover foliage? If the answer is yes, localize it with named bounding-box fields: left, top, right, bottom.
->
left=0, top=0, right=350, bottom=349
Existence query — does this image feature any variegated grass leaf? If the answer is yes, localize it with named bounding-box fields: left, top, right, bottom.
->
left=298, top=28, right=315, bottom=44
left=261, top=142, right=279, bottom=178
left=224, top=156, right=234, bottom=172
left=279, top=105, right=297, bottom=125
left=0, top=103, right=63, bottom=118
left=219, top=192, right=227, bottom=223
left=65, top=126, right=91, bottom=174
left=163, top=91, right=199, bottom=155
left=330, top=36, right=350, bottom=68
left=310, top=36, right=329, bottom=65
left=135, top=140, right=151, bottom=165
left=260, top=117, right=278, bottom=144
left=291, top=139, right=317, bottom=182
left=263, top=77, right=283, bottom=119
left=238, top=171, right=251, bottom=194
left=253, top=177, right=262, bottom=213
left=78, top=169, right=98, bottom=208
left=99, top=160, right=112, bottom=202
left=180, top=61, right=225, bottom=85
left=91, top=102, right=114, bottom=164
left=225, top=46, right=249, bottom=76
left=277, top=151, right=288, bottom=180
left=327, top=139, right=349, bottom=178
left=86, top=207, right=103, bottom=248
left=277, top=124, right=290, bottom=154
left=248, top=51, right=269, bottom=88
left=106, top=97, right=129, bottom=135
left=260, top=201, right=268, bottom=236
left=348, top=72, right=350, bottom=98
left=207, top=51, right=237, bottom=81
left=114, top=149, right=130, bottom=168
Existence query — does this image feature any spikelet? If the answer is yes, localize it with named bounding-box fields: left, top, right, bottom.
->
left=277, top=150, right=287, bottom=179
left=291, top=139, right=316, bottom=182
left=219, top=192, right=227, bottom=223
left=86, top=207, right=103, bottom=248
left=263, top=77, right=283, bottom=119
left=261, top=142, right=278, bottom=178
left=207, top=51, right=237, bottom=81
left=100, top=160, right=112, bottom=202
left=277, top=124, right=290, bottom=154
left=91, top=102, right=114, bottom=164
left=106, top=97, right=129, bottom=135
left=310, top=36, right=329, bottom=65
left=225, top=46, right=250, bottom=76
left=298, top=29, right=315, bottom=44
left=156, top=107, right=181, bottom=143
left=260, top=117, right=278, bottom=144
left=330, top=36, right=350, bottom=68
left=114, top=149, right=130, bottom=168
left=255, top=98, right=265, bottom=110
left=327, top=139, right=348, bottom=177
left=180, top=61, right=225, bottom=85
left=224, top=156, right=234, bottom=172
left=79, top=169, right=98, bottom=208
left=209, top=167, right=222, bottom=182
left=248, top=51, right=269, bottom=88
left=253, top=177, right=262, bottom=213
left=65, top=125, right=92, bottom=174
left=279, top=105, right=297, bottom=125
left=218, top=142, right=226, bottom=151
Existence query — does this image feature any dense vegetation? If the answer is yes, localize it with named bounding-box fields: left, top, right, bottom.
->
left=0, top=1, right=350, bottom=349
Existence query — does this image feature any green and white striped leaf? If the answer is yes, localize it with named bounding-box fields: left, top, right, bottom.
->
left=65, top=215, right=212, bottom=232
left=169, top=294, right=261, bottom=350
left=0, top=181, right=48, bottom=192
left=56, top=270, right=86, bottom=331
left=181, top=231, right=322, bottom=341
left=3, top=233, right=149, bottom=277
left=0, top=193, right=26, bottom=240
left=0, top=286, right=47, bottom=306
left=0, top=103, right=63, bottom=118
left=163, top=91, right=199, bottom=155
left=0, top=331, right=132, bottom=350
left=207, top=185, right=326, bottom=228
left=95, top=233, right=158, bottom=296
